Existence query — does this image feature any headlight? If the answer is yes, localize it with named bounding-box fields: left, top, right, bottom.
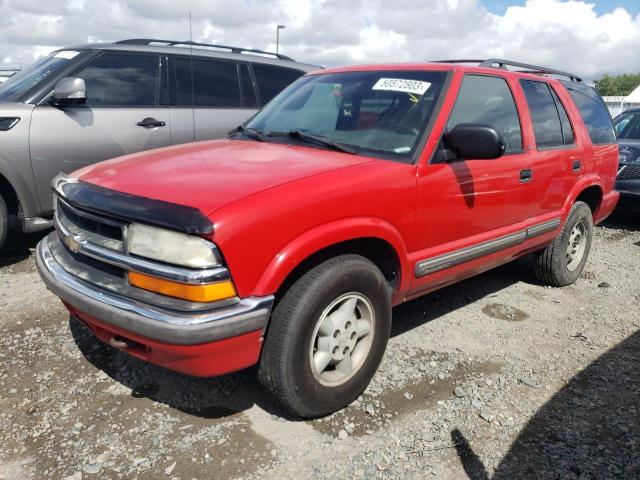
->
left=127, top=223, right=220, bottom=268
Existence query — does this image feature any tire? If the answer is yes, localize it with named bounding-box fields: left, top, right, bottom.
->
left=258, top=254, right=392, bottom=418
left=0, top=195, right=8, bottom=251
left=533, top=201, right=593, bottom=287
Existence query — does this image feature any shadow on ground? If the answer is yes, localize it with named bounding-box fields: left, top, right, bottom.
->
left=72, top=258, right=537, bottom=421
left=0, top=229, right=50, bottom=268
left=453, top=329, right=640, bottom=479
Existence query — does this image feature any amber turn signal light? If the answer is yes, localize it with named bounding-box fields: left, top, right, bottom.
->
left=128, top=271, right=236, bottom=303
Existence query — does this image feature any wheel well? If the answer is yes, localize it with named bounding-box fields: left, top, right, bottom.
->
left=274, top=237, right=401, bottom=302
left=575, top=185, right=603, bottom=215
left=0, top=174, right=19, bottom=216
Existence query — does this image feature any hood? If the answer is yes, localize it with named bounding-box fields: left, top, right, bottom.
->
left=74, top=139, right=374, bottom=216
left=617, top=140, right=640, bottom=165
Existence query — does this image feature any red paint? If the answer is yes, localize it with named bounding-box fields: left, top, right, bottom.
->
left=65, top=302, right=262, bottom=377
left=69, top=62, right=619, bottom=377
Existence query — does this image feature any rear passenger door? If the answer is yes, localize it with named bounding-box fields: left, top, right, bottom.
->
left=169, top=56, right=259, bottom=141
left=519, top=79, right=581, bottom=221
left=412, top=74, right=532, bottom=293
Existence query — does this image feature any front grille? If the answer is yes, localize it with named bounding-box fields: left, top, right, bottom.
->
left=618, top=164, right=640, bottom=180
left=56, top=197, right=125, bottom=251
left=52, top=193, right=233, bottom=312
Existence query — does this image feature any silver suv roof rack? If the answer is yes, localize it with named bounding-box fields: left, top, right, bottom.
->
left=115, top=38, right=294, bottom=61
left=432, top=58, right=583, bottom=83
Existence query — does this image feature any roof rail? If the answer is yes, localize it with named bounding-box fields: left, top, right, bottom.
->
left=432, top=58, right=583, bottom=83
left=115, top=38, right=294, bottom=61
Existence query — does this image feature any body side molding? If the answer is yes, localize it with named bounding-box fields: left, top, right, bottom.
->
left=415, top=217, right=561, bottom=277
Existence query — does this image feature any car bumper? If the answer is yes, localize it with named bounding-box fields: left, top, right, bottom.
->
left=614, top=178, right=640, bottom=198
left=36, top=237, right=273, bottom=376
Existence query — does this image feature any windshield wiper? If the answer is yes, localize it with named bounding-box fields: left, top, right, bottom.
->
left=228, top=125, right=267, bottom=142
left=287, top=130, right=356, bottom=154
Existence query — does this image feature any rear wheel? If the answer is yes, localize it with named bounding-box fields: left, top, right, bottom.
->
left=258, top=255, right=392, bottom=418
left=533, top=201, right=593, bottom=286
left=0, top=195, right=8, bottom=251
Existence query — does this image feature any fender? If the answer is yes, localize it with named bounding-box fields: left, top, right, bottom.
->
left=0, top=156, right=39, bottom=218
left=253, top=217, right=412, bottom=302
left=561, top=174, right=603, bottom=220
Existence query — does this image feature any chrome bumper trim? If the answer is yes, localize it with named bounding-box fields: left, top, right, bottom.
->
left=36, top=237, right=273, bottom=345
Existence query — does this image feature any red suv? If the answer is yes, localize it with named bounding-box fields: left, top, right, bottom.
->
left=36, top=59, right=619, bottom=418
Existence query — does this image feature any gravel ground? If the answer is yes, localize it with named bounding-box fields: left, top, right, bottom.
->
left=1, top=212, right=639, bottom=480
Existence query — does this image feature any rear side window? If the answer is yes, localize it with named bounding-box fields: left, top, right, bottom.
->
left=447, top=75, right=522, bottom=153
left=239, top=63, right=258, bottom=108
left=75, top=53, right=160, bottom=107
left=171, top=57, right=241, bottom=107
left=520, top=80, right=574, bottom=147
left=251, top=63, right=305, bottom=104
left=566, top=85, right=616, bottom=145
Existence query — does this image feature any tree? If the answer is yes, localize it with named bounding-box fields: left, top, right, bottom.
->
left=595, top=73, right=640, bottom=96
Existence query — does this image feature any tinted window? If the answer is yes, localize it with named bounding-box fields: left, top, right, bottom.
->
left=240, top=63, right=258, bottom=108
left=252, top=63, right=305, bottom=104
left=614, top=111, right=640, bottom=140
left=550, top=88, right=574, bottom=144
left=447, top=75, right=522, bottom=153
left=566, top=86, right=616, bottom=145
left=520, top=80, right=563, bottom=147
left=75, top=53, right=160, bottom=107
left=171, top=57, right=241, bottom=107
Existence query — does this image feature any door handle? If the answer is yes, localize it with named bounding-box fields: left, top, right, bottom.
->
left=136, top=117, right=166, bottom=128
left=572, top=160, right=582, bottom=172
left=520, top=169, right=533, bottom=183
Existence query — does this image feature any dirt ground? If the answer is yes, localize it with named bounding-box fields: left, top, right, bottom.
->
left=1, top=211, right=639, bottom=480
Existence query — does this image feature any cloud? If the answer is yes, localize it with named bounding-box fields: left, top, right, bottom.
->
left=0, top=0, right=638, bottom=78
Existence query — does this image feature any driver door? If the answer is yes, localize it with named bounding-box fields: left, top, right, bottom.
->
left=410, top=74, right=533, bottom=294
left=29, top=51, right=171, bottom=213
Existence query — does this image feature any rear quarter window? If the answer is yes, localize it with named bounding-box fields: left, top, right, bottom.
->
left=251, top=63, right=306, bottom=105
left=565, top=85, right=616, bottom=145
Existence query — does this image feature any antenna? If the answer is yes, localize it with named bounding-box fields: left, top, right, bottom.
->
left=189, top=12, right=195, bottom=141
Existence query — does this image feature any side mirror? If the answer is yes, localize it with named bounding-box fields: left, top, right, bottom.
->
left=51, top=77, right=86, bottom=107
left=442, top=123, right=506, bottom=160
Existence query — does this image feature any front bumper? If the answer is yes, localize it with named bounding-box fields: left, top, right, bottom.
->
left=36, top=235, right=274, bottom=375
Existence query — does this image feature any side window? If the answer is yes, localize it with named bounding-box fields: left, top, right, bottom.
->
left=566, top=86, right=616, bottom=145
left=447, top=75, right=522, bottom=153
left=251, top=63, right=305, bottom=104
left=520, top=80, right=569, bottom=147
left=170, top=57, right=241, bottom=107
left=74, top=53, right=160, bottom=107
left=239, top=64, right=258, bottom=108
left=550, top=88, right=574, bottom=144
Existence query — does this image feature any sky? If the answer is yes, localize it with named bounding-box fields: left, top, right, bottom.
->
left=0, top=0, right=639, bottom=79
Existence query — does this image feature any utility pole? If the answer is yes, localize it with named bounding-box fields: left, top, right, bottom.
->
left=276, top=24, right=286, bottom=54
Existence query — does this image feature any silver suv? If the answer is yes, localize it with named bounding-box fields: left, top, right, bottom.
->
left=0, top=38, right=318, bottom=249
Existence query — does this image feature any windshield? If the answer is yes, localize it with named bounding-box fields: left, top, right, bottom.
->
left=614, top=111, right=640, bottom=140
left=245, top=70, right=448, bottom=161
left=0, top=51, right=80, bottom=103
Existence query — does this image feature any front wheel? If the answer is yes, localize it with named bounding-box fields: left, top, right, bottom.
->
left=533, top=201, right=593, bottom=286
left=258, top=255, right=392, bottom=418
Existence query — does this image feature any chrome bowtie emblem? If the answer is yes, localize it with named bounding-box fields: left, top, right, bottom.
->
left=63, top=234, right=84, bottom=254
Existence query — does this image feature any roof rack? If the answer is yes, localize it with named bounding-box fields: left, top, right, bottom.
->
left=115, top=38, right=294, bottom=61
left=432, top=58, right=583, bottom=83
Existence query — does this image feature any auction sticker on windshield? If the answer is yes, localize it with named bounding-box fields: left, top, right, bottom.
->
left=372, top=78, right=431, bottom=95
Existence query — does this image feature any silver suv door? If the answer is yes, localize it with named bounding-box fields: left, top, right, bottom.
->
left=169, top=56, right=259, bottom=141
left=29, top=52, right=170, bottom=212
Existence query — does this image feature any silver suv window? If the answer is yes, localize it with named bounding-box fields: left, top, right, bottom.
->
left=73, top=53, right=161, bottom=107
left=0, top=51, right=80, bottom=102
